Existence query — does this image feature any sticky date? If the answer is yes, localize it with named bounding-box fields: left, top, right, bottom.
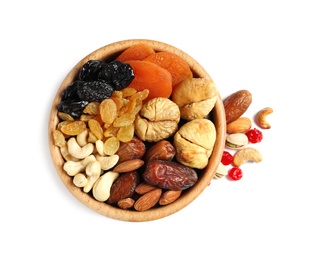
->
left=142, top=160, right=198, bottom=190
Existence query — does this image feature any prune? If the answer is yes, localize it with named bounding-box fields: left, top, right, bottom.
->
left=76, top=80, right=114, bottom=102
left=98, top=60, right=134, bottom=90
left=78, top=60, right=106, bottom=81
left=143, top=160, right=198, bottom=190
left=57, top=100, right=88, bottom=118
left=106, top=171, right=140, bottom=204
left=61, top=81, right=81, bottom=101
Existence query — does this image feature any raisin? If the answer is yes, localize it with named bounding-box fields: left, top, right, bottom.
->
left=98, top=60, right=134, bottom=90
left=78, top=60, right=106, bottom=81
left=106, top=171, right=140, bottom=204
left=143, top=160, right=198, bottom=190
left=76, top=80, right=114, bottom=102
left=57, top=100, right=88, bottom=118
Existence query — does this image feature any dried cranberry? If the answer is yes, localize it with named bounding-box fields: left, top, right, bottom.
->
left=228, top=167, right=243, bottom=181
left=221, top=151, right=233, bottom=165
left=245, top=128, right=263, bottom=143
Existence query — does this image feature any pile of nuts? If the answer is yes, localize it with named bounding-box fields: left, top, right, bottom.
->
left=52, top=51, right=220, bottom=211
left=215, top=89, right=273, bottom=180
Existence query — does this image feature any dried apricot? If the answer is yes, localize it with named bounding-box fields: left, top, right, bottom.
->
left=126, top=60, right=172, bottom=101
left=116, top=43, right=155, bottom=62
left=143, top=51, right=193, bottom=87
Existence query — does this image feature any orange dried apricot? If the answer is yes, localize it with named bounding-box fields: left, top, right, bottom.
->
left=143, top=51, right=193, bottom=87
left=116, top=43, right=155, bottom=62
left=126, top=60, right=172, bottom=101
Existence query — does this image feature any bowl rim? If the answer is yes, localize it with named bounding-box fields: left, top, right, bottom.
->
left=48, top=39, right=226, bottom=222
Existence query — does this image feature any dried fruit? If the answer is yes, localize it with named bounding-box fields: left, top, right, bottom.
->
left=116, top=43, right=155, bottom=62
left=245, top=128, right=263, bottom=143
left=228, top=167, right=243, bottom=181
left=100, top=98, right=118, bottom=124
left=144, top=140, right=176, bottom=162
left=60, top=120, right=87, bottom=136
left=143, top=160, right=198, bottom=190
left=126, top=60, right=172, bottom=101
left=143, top=51, right=193, bottom=87
left=106, top=171, right=140, bottom=204
left=221, top=151, right=233, bottom=166
left=223, top=90, right=252, bottom=124
left=116, top=136, right=146, bottom=163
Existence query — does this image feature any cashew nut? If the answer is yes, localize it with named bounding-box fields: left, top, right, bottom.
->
left=63, top=155, right=96, bottom=176
left=60, top=145, right=80, bottom=162
left=92, top=171, right=119, bottom=202
left=95, top=140, right=105, bottom=156
left=77, top=129, right=89, bottom=146
left=73, top=173, right=88, bottom=187
left=95, top=154, right=119, bottom=171
left=255, top=107, right=273, bottom=129
left=83, top=161, right=102, bottom=193
left=233, top=147, right=262, bottom=167
left=67, top=137, right=94, bottom=159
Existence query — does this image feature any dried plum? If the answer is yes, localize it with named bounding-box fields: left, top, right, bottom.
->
left=78, top=60, right=106, bottom=81
left=61, top=81, right=82, bottom=101
left=76, top=80, right=114, bottom=102
left=57, top=100, right=88, bottom=118
left=98, top=60, right=134, bottom=90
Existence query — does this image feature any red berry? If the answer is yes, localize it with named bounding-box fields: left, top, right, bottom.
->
left=221, top=151, right=233, bottom=165
left=245, top=128, right=263, bottom=143
left=228, top=167, right=243, bottom=181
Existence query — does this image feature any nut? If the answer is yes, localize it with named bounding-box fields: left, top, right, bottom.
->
left=226, top=133, right=248, bottom=150
left=172, top=78, right=218, bottom=120
left=214, top=162, right=228, bottom=179
left=255, top=107, right=273, bottom=129
left=95, top=154, right=119, bottom=171
left=67, top=137, right=94, bottom=159
left=73, top=173, right=88, bottom=187
left=135, top=182, right=157, bottom=194
left=92, top=171, right=119, bottom=202
left=63, top=155, right=96, bottom=176
left=223, top=90, right=252, bottom=124
left=134, top=188, right=162, bottom=211
left=113, top=159, right=144, bottom=173
left=83, top=160, right=102, bottom=193
left=159, top=190, right=182, bottom=205
left=226, top=117, right=252, bottom=134
left=117, top=198, right=135, bottom=209
left=233, top=147, right=262, bottom=167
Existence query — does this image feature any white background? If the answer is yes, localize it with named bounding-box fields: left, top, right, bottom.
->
left=1, top=0, right=310, bottom=259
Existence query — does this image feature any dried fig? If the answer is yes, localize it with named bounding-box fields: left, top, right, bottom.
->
left=172, top=78, right=218, bottom=120
left=174, top=118, right=216, bottom=169
left=134, top=97, right=180, bottom=142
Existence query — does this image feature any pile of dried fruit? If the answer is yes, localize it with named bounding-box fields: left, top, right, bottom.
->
left=215, top=90, right=273, bottom=181
left=52, top=43, right=219, bottom=211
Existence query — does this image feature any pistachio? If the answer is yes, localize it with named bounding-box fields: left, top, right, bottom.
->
left=214, top=162, right=228, bottom=179
left=225, top=133, right=248, bottom=150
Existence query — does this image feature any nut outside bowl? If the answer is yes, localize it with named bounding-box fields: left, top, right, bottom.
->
left=48, top=39, right=226, bottom=222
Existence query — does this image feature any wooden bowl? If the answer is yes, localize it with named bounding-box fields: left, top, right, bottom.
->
left=48, top=39, right=226, bottom=222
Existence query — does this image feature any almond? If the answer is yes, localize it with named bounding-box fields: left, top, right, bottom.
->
left=223, top=90, right=252, bottom=124
left=159, top=190, right=182, bottom=205
left=117, top=198, right=135, bottom=209
left=134, top=188, right=162, bottom=211
left=113, top=159, right=144, bottom=173
left=135, top=182, right=157, bottom=194
left=226, top=117, right=252, bottom=134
